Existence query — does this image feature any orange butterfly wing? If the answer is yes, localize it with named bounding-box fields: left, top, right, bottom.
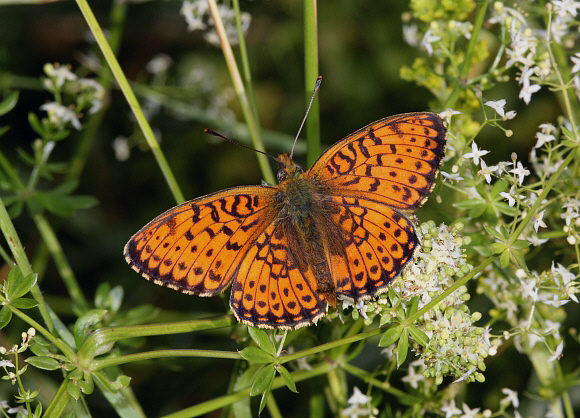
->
left=230, top=221, right=327, bottom=329
left=124, top=186, right=277, bottom=296
left=307, top=112, right=446, bottom=301
left=308, top=112, right=446, bottom=211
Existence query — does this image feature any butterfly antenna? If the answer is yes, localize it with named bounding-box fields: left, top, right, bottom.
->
left=290, top=76, right=322, bottom=160
left=204, top=129, right=281, bottom=163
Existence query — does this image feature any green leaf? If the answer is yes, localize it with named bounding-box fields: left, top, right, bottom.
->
left=239, top=346, right=275, bottom=364
left=500, top=249, right=510, bottom=268
left=378, top=325, right=403, bottom=347
left=67, top=380, right=81, bottom=400
left=259, top=385, right=272, bottom=416
left=408, top=325, right=429, bottom=347
left=29, top=339, right=51, bottom=356
left=408, top=296, right=420, bottom=315
left=490, top=178, right=509, bottom=197
left=0, top=306, right=13, bottom=329
left=468, top=204, right=487, bottom=218
left=233, top=364, right=261, bottom=418
left=94, top=282, right=110, bottom=309
left=495, top=202, right=517, bottom=217
left=396, top=329, right=409, bottom=367
left=248, top=327, right=276, bottom=356
left=25, top=356, right=61, bottom=370
left=490, top=243, right=506, bottom=254
left=512, top=239, right=531, bottom=249
left=9, top=273, right=37, bottom=300
left=0, top=91, right=19, bottom=116
left=79, top=373, right=94, bottom=394
left=277, top=365, right=297, bottom=393
left=4, top=265, right=23, bottom=298
left=10, top=298, right=38, bottom=309
left=73, top=309, right=107, bottom=349
left=453, top=198, right=485, bottom=210
left=250, top=364, right=276, bottom=396
left=28, top=112, right=44, bottom=137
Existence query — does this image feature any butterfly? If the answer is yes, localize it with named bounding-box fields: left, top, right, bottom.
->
left=124, top=112, right=446, bottom=329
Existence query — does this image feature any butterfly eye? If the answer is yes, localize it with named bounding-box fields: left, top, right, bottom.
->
left=277, top=169, right=287, bottom=183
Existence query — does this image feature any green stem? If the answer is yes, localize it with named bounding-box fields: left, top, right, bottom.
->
left=442, top=0, right=489, bottom=110
left=0, top=194, right=53, bottom=332
left=232, top=0, right=261, bottom=139
left=304, top=0, right=320, bottom=166
left=75, top=0, right=184, bottom=204
left=33, top=213, right=90, bottom=313
left=43, top=377, right=72, bottom=418
left=278, top=327, right=381, bottom=365
left=79, top=314, right=235, bottom=361
left=206, top=0, right=275, bottom=185
left=161, top=362, right=334, bottom=418
left=92, top=349, right=242, bottom=370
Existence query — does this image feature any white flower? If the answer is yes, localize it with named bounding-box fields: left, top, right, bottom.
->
left=503, top=110, right=517, bottom=120
left=146, top=54, right=173, bottom=74
left=401, top=365, right=425, bottom=389
left=347, top=386, right=371, bottom=405
left=0, top=359, right=14, bottom=368
left=571, top=53, right=580, bottom=73
left=460, top=403, right=480, bottom=418
left=527, top=234, right=548, bottom=246
left=499, top=191, right=516, bottom=207
left=356, top=299, right=369, bottom=320
left=441, top=171, right=464, bottom=181
left=180, top=0, right=208, bottom=31
left=112, top=136, right=130, bottom=162
left=480, top=160, right=493, bottom=184
left=403, top=24, right=420, bottom=46
left=547, top=341, right=564, bottom=362
left=463, top=142, right=490, bottom=166
left=533, top=210, right=547, bottom=232
left=519, top=78, right=541, bottom=104
left=509, top=162, right=530, bottom=185
left=552, top=0, right=580, bottom=17
left=501, top=388, right=519, bottom=408
left=438, top=108, right=461, bottom=122
left=441, top=399, right=462, bottom=418
left=40, top=102, right=81, bottom=130
left=534, top=132, right=556, bottom=149
left=485, top=99, right=506, bottom=117
left=421, top=29, right=441, bottom=55
left=44, top=63, right=77, bottom=88
left=520, top=277, right=539, bottom=302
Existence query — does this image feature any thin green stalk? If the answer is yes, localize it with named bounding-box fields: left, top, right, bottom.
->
left=0, top=192, right=53, bottom=332
left=79, top=314, right=235, bottom=362
left=0, top=294, right=76, bottom=359
left=75, top=0, right=184, bottom=204
left=161, top=362, right=335, bottom=418
left=278, top=327, right=382, bottom=365
left=33, top=213, right=90, bottom=313
left=442, top=0, right=489, bottom=110
left=206, top=0, right=275, bottom=185
left=93, top=349, right=242, bottom=370
left=232, top=0, right=261, bottom=138
left=265, top=393, right=283, bottom=418
left=304, top=0, right=320, bottom=166
left=43, top=376, right=72, bottom=418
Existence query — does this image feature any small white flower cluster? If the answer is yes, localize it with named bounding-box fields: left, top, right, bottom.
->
left=180, top=0, right=251, bottom=47
left=0, top=328, right=35, bottom=385
left=341, top=386, right=377, bottom=418
left=41, top=63, right=105, bottom=130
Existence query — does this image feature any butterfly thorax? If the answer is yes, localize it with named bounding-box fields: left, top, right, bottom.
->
left=275, top=153, right=341, bottom=306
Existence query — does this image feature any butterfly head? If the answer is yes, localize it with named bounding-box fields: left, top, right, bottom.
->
left=276, top=152, right=303, bottom=183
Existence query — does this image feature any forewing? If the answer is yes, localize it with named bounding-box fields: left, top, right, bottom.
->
left=230, top=221, right=328, bottom=329
left=307, top=112, right=446, bottom=211
left=327, top=196, right=419, bottom=301
left=124, top=186, right=276, bottom=296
